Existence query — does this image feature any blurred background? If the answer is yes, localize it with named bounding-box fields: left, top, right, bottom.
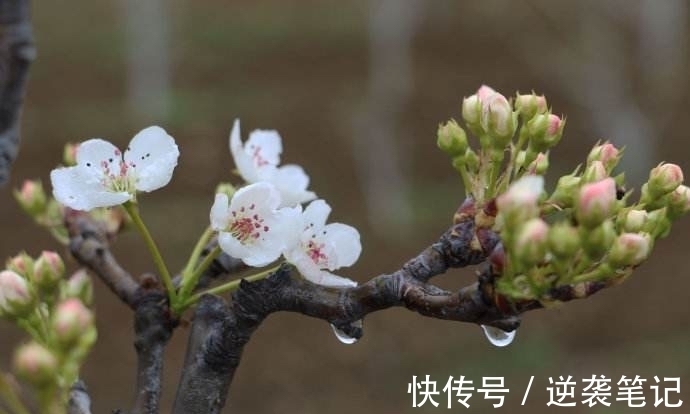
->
left=2, top=0, right=690, bottom=412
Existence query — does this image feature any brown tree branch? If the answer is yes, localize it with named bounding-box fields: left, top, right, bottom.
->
left=0, top=0, right=34, bottom=186
left=67, top=381, right=92, bottom=414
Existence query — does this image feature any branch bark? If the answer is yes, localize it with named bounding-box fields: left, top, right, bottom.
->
left=67, top=381, right=92, bottom=414
left=0, top=0, right=34, bottom=186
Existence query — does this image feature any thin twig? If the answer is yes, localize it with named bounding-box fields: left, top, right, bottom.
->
left=67, top=381, right=92, bottom=414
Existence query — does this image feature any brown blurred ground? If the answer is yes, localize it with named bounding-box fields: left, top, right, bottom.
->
left=1, top=1, right=690, bottom=413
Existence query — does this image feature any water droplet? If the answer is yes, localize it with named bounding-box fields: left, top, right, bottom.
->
left=330, top=320, right=363, bottom=344
left=481, top=324, right=516, bottom=347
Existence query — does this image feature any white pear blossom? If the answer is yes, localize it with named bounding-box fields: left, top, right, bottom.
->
left=210, top=182, right=301, bottom=267
left=284, top=199, right=361, bottom=287
left=50, top=126, right=179, bottom=211
left=229, top=119, right=316, bottom=207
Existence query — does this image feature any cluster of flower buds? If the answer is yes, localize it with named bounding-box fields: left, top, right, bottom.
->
left=438, top=85, right=564, bottom=202
left=0, top=251, right=96, bottom=402
left=436, top=86, right=689, bottom=302
left=491, top=135, right=689, bottom=301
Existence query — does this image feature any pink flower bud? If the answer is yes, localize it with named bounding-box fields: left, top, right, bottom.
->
left=497, top=175, right=544, bottom=224
left=14, top=180, right=48, bottom=216
left=527, top=113, right=565, bottom=151
left=527, top=152, right=549, bottom=175
left=13, top=342, right=58, bottom=386
left=667, top=184, right=690, bottom=220
left=53, top=299, right=94, bottom=346
left=587, top=142, right=621, bottom=172
left=33, top=251, right=65, bottom=290
left=648, top=163, right=684, bottom=196
left=513, top=218, right=549, bottom=266
left=608, top=233, right=651, bottom=267
left=63, top=142, right=79, bottom=166
left=5, top=252, right=33, bottom=278
left=481, top=92, right=516, bottom=142
left=64, top=269, right=94, bottom=305
left=515, top=93, right=547, bottom=120
left=0, top=270, right=33, bottom=316
left=476, top=84, right=496, bottom=101
left=582, top=161, right=608, bottom=183
left=576, top=178, right=617, bottom=228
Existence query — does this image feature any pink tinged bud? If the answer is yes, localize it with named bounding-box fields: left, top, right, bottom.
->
left=576, top=178, right=617, bottom=228
left=582, top=161, right=608, bottom=183
left=496, top=175, right=544, bottom=224
left=33, top=251, right=65, bottom=290
left=63, top=142, right=79, bottom=166
left=527, top=152, right=549, bottom=175
left=6, top=252, right=33, bottom=278
left=476, top=84, right=496, bottom=101
left=608, top=233, right=651, bottom=267
left=515, top=93, right=547, bottom=120
left=0, top=270, right=33, bottom=316
left=622, top=209, right=648, bottom=233
left=53, top=299, right=94, bottom=346
left=587, top=142, right=621, bottom=172
left=13, top=342, right=58, bottom=386
left=481, top=92, right=516, bottom=142
left=64, top=269, right=94, bottom=305
left=437, top=120, right=468, bottom=156
left=527, top=113, right=565, bottom=151
left=648, top=163, right=684, bottom=197
left=14, top=180, right=48, bottom=216
left=513, top=218, right=549, bottom=266
left=666, top=185, right=690, bottom=220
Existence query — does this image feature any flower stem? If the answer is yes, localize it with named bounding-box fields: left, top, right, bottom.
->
left=123, top=201, right=177, bottom=303
left=176, top=244, right=222, bottom=309
left=182, top=263, right=283, bottom=308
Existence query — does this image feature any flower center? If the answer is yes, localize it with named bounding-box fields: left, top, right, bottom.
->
left=305, top=240, right=328, bottom=267
left=229, top=204, right=270, bottom=244
left=249, top=144, right=270, bottom=168
left=88, top=149, right=136, bottom=193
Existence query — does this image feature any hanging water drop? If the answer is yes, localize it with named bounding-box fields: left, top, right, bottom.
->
left=481, top=324, right=516, bottom=347
left=330, top=320, right=363, bottom=344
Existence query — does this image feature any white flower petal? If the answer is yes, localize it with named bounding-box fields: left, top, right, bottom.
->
left=51, top=167, right=131, bottom=211
left=322, top=223, right=361, bottom=269
left=294, top=256, right=357, bottom=287
left=230, top=182, right=282, bottom=212
left=209, top=193, right=231, bottom=230
left=245, top=129, right=282, bottom=167
left=230, top=119, right=261, bottom=183
left=273, top=206, right=303, bottom=252
left=302, top=199, right=331, bottom=229
left=217, top=232, right=252, bottom=261
left=269, top=164, right=317, bottom=207
left=219, top=230, right=282, bottom=267
left=124, top=126, right=179, bottom=192
left=75, top=138, right=124, bottom=179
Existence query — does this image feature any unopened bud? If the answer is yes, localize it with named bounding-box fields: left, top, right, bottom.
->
left=576, top=178, right=617, bottom=228
left=548, top=223, right=580, bottom=259
left=515, top=93, right=547, bottom=120
left=53, top=299, right=94, bottom=347
left=13, top=180, right=47, bottom=216
left=643, top=208, right=671, bottom=238
left=90, top=207, right=127, bottom=235
left=548, top=173, right=581, bottom=207
left=6, top=252, right=34, bottom=278
left=0, top=270, right=33, bottom=316
left=526, top=152, right=549, bottom=175
left=666, top=185, right=690, bottom=220
left=63, top=143, right=79, bottom=166
left=581, top=219, right=616, bottom=260
left=496, top=175, right=544, bottom=225
left=64, top=270, right=93, bottom=305
left=648, top=163, right=684, bottom=197
left=621, top=209, right=648, bottom=233
left=582, top=161, right=608, bottom=184
left=608, top=233, right=652, bottom=267
left=463, top=148, right=479, bottom=172
left=587, top=142, right=621, bottom=172
left=527, top=113, right=565, bottom=152
left=513, top=218, right=549, bottom=267
left=33, top=251, right=65, bottom=291
left=461, top=94, right=482, bottom=130
left=437, top=120, right=468, bottom=157
left=215, top=182, right=237, bottom=199
left=480, top=92, right=516, bottom=144
left=13, top=342, right=58, bottom=386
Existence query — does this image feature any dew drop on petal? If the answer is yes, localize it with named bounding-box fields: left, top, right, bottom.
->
left=481, top=324, right=516, bottom=347
left=330, top=319, right=363, bottom=345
